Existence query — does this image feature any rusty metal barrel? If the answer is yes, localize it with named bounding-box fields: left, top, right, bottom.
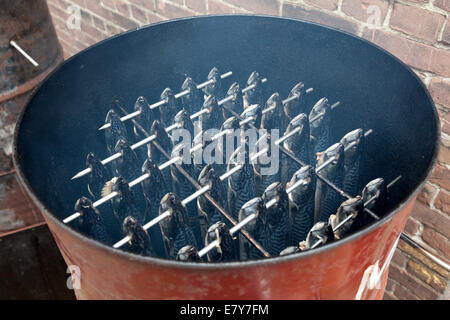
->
left=13, top=16, right=439, bottom=299
left=0, top=0, right=63, bottom=176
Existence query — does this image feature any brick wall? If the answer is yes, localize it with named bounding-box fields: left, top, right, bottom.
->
left=45, top=0, right=449, bottom=299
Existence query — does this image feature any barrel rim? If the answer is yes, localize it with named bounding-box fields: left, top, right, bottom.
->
left=12, top=14, right=441, bottom=270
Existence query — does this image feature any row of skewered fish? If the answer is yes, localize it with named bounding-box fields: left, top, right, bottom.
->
left=70, top=67, right=387, bottom=262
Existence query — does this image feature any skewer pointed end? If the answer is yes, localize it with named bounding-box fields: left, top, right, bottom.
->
left=71, top=172, right=84, bottom=180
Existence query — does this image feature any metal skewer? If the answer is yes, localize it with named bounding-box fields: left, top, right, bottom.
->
left=315, top=129, right=373, bottom=174
left=197, top=169, right=311, bottom=258
left=72, top=79, right=268, bottom=180
left=72, top=68, right=444, bottom=266
left=109, top=108, right=271, bottom=256
left=10, top=40, right=39, bottom=67
left=99, top=71, right=233, bottom=130
left=262, top=89, right=314, bottom=115
left=309, top=177, right=401, bottom=250
left=63, top=155, right=182, bottom=224
left=309, top=101, right=341, bottom=123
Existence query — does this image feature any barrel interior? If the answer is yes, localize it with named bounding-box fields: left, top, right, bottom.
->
left=14, top=16, right=438, bottom=262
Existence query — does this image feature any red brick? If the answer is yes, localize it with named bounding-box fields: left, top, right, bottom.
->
left=404, top=217, right=421, bottom=236
left=393, top=283, right=420, bottom=300
left=305, top=0, right=339, bottom=11
left=422, top=226, right=450, bottom=258
left=398, top=239, right=450, bottom=279
left=392, top=249, right=408, bottom=268
left=80, top=19, right=105, bottom=41
left=389, top=264, right=439, bottom=299
left=106, top=23, right=122, bottom=36
left=434, top=190, right=450, bottom=215
left=116, top=0, right=132, bottom=18
left=92, top=15, right=106, bottom=32
left=429, top=78, right=450, bottom=110
left=411, top=202, right=450, bottom=238
left=48, top=2, right=70, bottom=21
left=443, top=112, right=450, bottom=135
left=429, top=164, right=450, bottom=191
left=155, top=0, right=195, bottom=19
left=439, top=134, right=450, bottom=165
left=390, top=3, right=445, bottom=42
left=282, top=2, right=360, bottom=35
left=441, top=20, right=450, bottom=45
left=406, top=259, right=448, bottom=292
left=147, top=12, right=164, bottom=24
left=341, top=0, right=389, bottom=25
left=186, top=0, right=207, bottom=13
left=85, top=1, right=112, bottom=20
left=226, top=0, right=280, bottom=14
left=386, top=278, right=397, bottom=292
left=100, top=0, right=116, bottom=10
left=362, top=28, right=450, bottom=77
left=417, top=183, right=438, bottom=206
left=128, top=0, right=156, bottom=11
left=109, top=10, right=139, bottom=30
left=435, top=0, right=450, bottom=12
left=131, top=5, right=148, bottom=24
left=209, top=0, right=234, bottom=14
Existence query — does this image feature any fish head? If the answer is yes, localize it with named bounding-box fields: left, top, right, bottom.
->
left=317, top=142, right=345, bottom=175
left=111, top=176, right=130, bottom=198
left=285, top=113, right=309, bottom=143
left=176, top=245, right=201, bottom=262
left=160, top=192, right=186, bottom=220
left=290, top=82, right=305, bottom=99
left=239, top=197, right=267, bottom=232
left=336, top=196, right=364, bottom=222
left=309, top=98, right=330, bottom=132
left=150, top=120, right=172, bottom=150
left=114, top=138, right=135, bottom=159
left=362, top=178, right=387, bottom=208
left=280, top=246, right=301, bottom=256
left=105, top=109, right=127, bottom=139
left=200, top=95, right=220, bottom=129
left=86, top=152, right=107, bottom=177
left=305, top=221, right=335, bottom=249
left=123, top=215, right=139, bottom=234
left=227, top=82, right=243, bottom=103
left=284, top=82, right=306, bottom=118
left=263, top=182, right=289, bottom=224
left=288, top=165, right=315, bottom=200
left=240, top=104, right=261, bottom=128
left=221, top=116, right=239, bottom=132
left=161, top=87, right=177, bottom=108
left=74, top=196, right=99, bottom=225
left=174, top=108, right=194, bottom=133
left=205, top=221, right=229, bottom=260
left=134, top=96, right=154, bottom=129
left=198, top=164, right=215, bottom=186
left=181, top=76, right=201, bottom=106
left=261, top=93, right=283, bottom=129
left=334, top=196, right=365, bottom=238
left=142, top=158, right=165, bottom=185
left=203, top=67, right=222, bottom=97
left=340, top=128, right=364, bottom=160
left=244, top=71, right=262, bottom=105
